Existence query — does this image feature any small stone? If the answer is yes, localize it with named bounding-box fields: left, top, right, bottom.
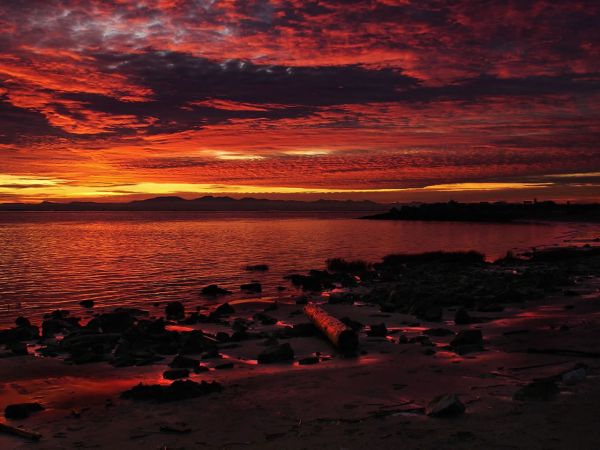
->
left=5, top=403, right=44, bottom=420
left=163, top=368, right=190, bottom=380
left=241, top=282, right=262, bottom=293
left=562, top=366, right=587, bottom=385
left=15, top=316, right=31, bottom=328
left=253, top=312, right=276, bottom=325
left=421, top=306, right=443, bottom=322
left=165, top=301, right=185, bottom=320
left=450, top=329, right=483, bottom=351
left=298, top=356, right=319, bottom=365
left=215, top=332, right=230, bottom=342
left=201, top=285, right=232, bottom=297
left=367, top=323, right=387, bottom=337
left=426, top=394, right=465, bottom=417
left=454, top=308, right=473, bottom=325
left=214, top=302, right=235, bottom=316
left=245, top=264, right=269, bottom=271
left=169, top=355, right=200, bottom=369
left=257, top=343, right=294, bottom=364
left=121, top=380, right=222, bottom=402
left=513, top=379, right=559, bottom=401
left=423, top=328, right=454, bottom=337
left=214, top=362, right=234, bottom=370
left=294, top=296, right=308, bottom=305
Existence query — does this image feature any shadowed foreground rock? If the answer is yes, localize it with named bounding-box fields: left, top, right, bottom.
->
left=257, top=343, right=294, bottom=363
left=4, top=403, right=44, bottom=420
left=513, top=380, right=560, bottom=401
left=426, top=394, right=465, bottom=417
left=120, top=380, right=222, bottom=402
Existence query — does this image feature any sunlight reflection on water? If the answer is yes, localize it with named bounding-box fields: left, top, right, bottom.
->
left=0, top=211, right=586, bottom=325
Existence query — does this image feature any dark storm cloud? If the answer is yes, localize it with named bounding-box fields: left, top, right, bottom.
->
left=0, top=98, right=67, bottom=143
left=53, top=51, right=600, bottom=138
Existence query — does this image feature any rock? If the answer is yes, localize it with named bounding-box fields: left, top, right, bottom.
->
left=241, top=282, right=262, bottom=293
left=423, top=328, right=454, bottom=337
left=298, top=356, right=320, bottom=365
left=201, top=284, right=232, bottom=296
left=215, top=362, right=234, bottom=370
left=231, top=317, right=251, bottom=333
left=295, top=296, right=308, bottom=305
left=201, top=348, right=221, bottom=359
left=426, top=394, right=465, bottom=417
left=87, top=312, right=135, bottom=333
left=245, top=264, right=269, bottom=271
left=257, top=343, right=294, bottom=364
left=180, top=330, right=216, bottom=354
left=340, top=317, right=364, bottom=332
left=450, top=329, right=483, bottom=349
left=454, top=308, right=473, bottom=325
left=253, top=312, right=276, bottom=325
left=476, top=303, right=504, bottom=313
left=328, top=292, right=355, bottom=304
left=165, top=302, right=185, bottom=320
left=120, top=380, right=222, bottom=402
left=288, top=323, right=317, bottom=337
left=215, top=332, right=230, bottom=342
left=9, top=342, right=28, bottom=356
left=169, top=355, right=200, bottom=369
left=79, top=300, right=95, bottom=308
left=41, top=319, right=69, bottom=337
left=560, top=363, right=587, bottom=385
left=163, top=368, right=190, bottom=380
left=367, top=323, right=388, bottom=337
left=15, top=316, right=31, bottom=328
left=513, top=379, right=559, bottom=401
left=195, top=364, right=210, bottom=373
left=420, top=306, right=443, bottom=322
left=113, top=307, right=149, bottom=317
left=213, top=302, right=235, bottom=316
left=0, top=324, right=39, bottom=343
left=284, top=274, right=324, bottom=292
left=48, top=309, right=70, bottom=320
left=5, top=403, right=44, bottom=420
left=261, top=336, right=279, bottom=347
left=160, top=423, right=191, bottom=434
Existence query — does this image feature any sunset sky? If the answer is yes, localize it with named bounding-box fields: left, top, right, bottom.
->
left=1, top=0, right=599, bottom=203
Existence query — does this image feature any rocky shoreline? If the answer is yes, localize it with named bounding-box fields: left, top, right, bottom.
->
left=1, top=245, right=600, bottom=448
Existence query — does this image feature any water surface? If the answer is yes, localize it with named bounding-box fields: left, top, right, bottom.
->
left=0, top=211, right=594, bottom=325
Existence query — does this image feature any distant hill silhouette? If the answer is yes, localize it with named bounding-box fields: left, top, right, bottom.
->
left=361, top=201, right=600, bottom=222
left=0, top=196, right=391, bottom=212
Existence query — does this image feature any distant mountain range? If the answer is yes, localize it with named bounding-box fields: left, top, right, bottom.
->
left=0, top=196, right=392, bottom=212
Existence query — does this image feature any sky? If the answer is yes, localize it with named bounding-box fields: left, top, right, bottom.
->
left=0, top=0, right=599, bottom=203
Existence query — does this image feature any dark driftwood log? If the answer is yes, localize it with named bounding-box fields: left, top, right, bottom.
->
left=0, top=423, right=42, bottom=440
left=304, top=303, right=358, bottom=354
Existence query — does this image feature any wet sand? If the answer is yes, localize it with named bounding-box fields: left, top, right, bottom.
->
left=1, top=276, right=600, bottom=449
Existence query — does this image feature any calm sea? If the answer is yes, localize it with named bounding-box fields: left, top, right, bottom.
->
left=1, top=211, right=597, bottom=326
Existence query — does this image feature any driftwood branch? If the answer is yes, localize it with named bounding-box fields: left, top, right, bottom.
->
left=0, top=422, right=42, bottom=441
left=304, top=303, right=358, bottom=355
